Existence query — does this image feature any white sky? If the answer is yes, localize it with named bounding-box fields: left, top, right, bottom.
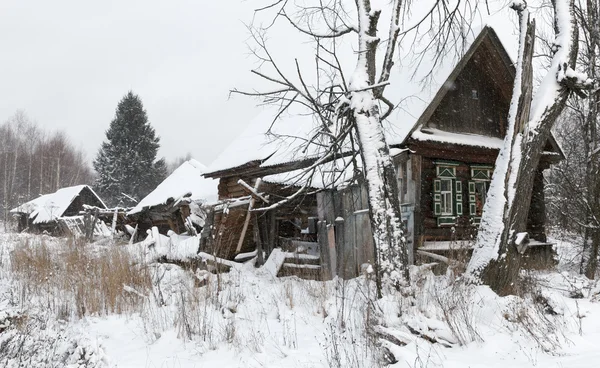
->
left=0, top=0, right=524, bottom=168
left=0, top=0, right=262, bottom=166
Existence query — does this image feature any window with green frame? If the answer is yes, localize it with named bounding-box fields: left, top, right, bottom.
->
left=433, top=163, right=463, bottom=226
left=468, top=165, right=493, bottom=221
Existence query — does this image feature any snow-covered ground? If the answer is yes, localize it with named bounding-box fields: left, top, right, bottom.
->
left=0, top=230, right=599, bottom=367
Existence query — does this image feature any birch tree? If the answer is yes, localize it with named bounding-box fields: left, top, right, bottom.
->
left=237, top=0, right=478, bottom=294
left=467, top=0, right=592, bottom=294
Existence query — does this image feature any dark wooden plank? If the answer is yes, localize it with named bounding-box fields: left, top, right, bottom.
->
left=317, top=220, right=331, bottom=280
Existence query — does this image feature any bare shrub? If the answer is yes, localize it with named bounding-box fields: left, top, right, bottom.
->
left=502, top=272, right=568, bottom=352
left=10, top=237, right=151, bottom=318
left=430, top=280, right=483, bottom=345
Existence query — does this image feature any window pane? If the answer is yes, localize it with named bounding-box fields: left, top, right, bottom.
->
left=440, top=178, right=453, bottom=215
left=475, top=182, right=487, bottom=216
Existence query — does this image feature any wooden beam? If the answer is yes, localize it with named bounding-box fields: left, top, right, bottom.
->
left=236, top=179, right=262, bottom=253
left=253, top=214, right=264, bottom=267
left=238, top=179, right=270, bottom=203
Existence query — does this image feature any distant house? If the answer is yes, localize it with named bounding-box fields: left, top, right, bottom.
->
left=10, top=185, right=107, bottom=235
left=203, top=26, right=562, bottom=277
left=127, top=159, right=218, bottom=237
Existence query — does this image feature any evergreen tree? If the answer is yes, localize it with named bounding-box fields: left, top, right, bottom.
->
left=93, top=91, right=166, bottom=206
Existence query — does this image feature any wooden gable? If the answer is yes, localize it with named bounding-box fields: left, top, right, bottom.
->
left=402, top=26, right=564, bottom=162
left=425, top=34, right=513, bottom=138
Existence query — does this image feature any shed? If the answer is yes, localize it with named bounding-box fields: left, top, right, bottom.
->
left=127, top=159, right=218, bottom=237
left=10, top=185, right=107, bottom=235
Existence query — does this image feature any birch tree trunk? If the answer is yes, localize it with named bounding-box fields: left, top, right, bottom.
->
left=468, top=0, right=582, bottom=294
left=350, top=0, right=408, bottom=295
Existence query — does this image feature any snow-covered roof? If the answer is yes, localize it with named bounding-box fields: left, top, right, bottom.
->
left=206, top=25, right=518, bottom=180
left=10, top=185, right=106, bottom=224
left=262, top=155, right=359, bottom=190
left=128, top=159, right=218, bottom=215
left=206, top=107, right=322, bottom=175
left=410, top=128, right=504, bottom=150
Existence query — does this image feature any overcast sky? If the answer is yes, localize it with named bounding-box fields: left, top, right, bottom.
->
left=0, top=1, right=522, bottom=168
left=0, top=0, right=264, bottom=166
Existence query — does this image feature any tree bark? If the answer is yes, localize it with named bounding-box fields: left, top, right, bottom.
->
left=468, top=1, right=578, bottom=294
left=581, top=0, right=600, bottom=279
left=351, top=0, right=408, bottom=295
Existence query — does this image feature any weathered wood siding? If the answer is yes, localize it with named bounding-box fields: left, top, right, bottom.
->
left=319, top=184, right=375, bottom=278
left=63, top=186, right=105, bottom=216
left=427, top=37, right=512, bottom=138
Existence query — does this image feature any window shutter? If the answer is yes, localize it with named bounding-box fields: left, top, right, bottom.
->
left=433, top=179, right=441, bottom=215
left=468, top=181, right=476, bottom=215
left=455, top=180, right=463, bottom=215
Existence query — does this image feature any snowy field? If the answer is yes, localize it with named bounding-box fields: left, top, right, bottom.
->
left=0, top=230, right=599, bottom=368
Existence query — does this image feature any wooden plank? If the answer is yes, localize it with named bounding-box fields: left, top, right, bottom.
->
left=334, top=217, right=347, bottom=278
left=316, top=191, right=335, bottom=223
left=235, top=179, right=262, bottom=253
left=317, top=221, right=331, bottom=280
left=327, top=224, right=336, bottom=279
left=253, top=214, right=264, bottom=267
left=344, top=209, right=357, bottom=278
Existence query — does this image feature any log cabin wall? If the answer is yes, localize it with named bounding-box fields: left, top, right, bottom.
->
left=418, top=156, right=475, bottom=243
left=416, top=154, right=550, bottom=249
left=218, top=176, right=255, bottom=199
left=209, top=174, right=320, bottom=259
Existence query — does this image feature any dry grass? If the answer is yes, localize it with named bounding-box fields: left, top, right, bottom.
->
left=10, top=237, right=151, bottom=319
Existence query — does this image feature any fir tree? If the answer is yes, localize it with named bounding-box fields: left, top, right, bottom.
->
left=94, top=91, right=166, bottom=206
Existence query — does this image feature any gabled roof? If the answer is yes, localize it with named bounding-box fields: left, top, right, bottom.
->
left=400, top=26, right=564, bottom=159
left=400, top=26, right=513, bottom=145
left=10, top=185, right=106, bottom=224
left=128, top=159, right=218, bottom=215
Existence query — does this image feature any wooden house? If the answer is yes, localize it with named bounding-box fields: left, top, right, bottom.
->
left=393, top=26, right=562, bottom=267
left=10, top=185, right=107, bottom=235
left=203, top=26, right=562, bottom=277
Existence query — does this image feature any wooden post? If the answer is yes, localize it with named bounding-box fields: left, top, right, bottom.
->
left=236, top=179, right=262, bottom=253
left=327, top=224, right=336, bottom=279
left=110, top=207, right=118, bottom=239
left=267, top=210, right=276, bottom=256
left=318, top=220, right=330, bottom=279
left=335, top=217, right=345, bottom=278
left=253, top=214, right=264, bottom=267
left=86, top=208, right=99, bottom=241
left=129, top=224, right=138, bottom=245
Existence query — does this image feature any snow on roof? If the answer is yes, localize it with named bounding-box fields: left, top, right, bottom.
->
left=411, top=128, right=504, bottom=150
left=206, top=107, right=322, bottom=174
left=128, top=159, right=218, bottom=215
left=10, top=185, right=105, bottom=224
left=208, top=25, right=518, bottom=181
left=263, top=155, right=359, bottom=190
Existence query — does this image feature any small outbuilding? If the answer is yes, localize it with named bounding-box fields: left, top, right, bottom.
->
left=127, top=159, right=218, bottom=237
left=10, top=185, right=107, bottom=235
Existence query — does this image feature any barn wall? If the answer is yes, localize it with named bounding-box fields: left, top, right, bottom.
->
left=63, top=187, right=105, bottom=217
left=209, top=176, right=319, bottom=260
